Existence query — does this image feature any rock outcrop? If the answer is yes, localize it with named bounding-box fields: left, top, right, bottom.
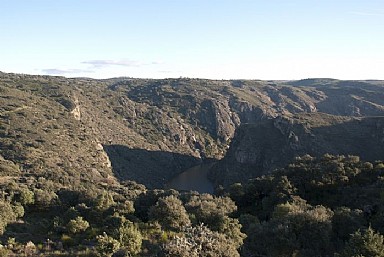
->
left=211, top=113, right=384, bottom=186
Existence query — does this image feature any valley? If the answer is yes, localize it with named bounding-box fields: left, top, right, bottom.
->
left=1, top=71, right=384, bottom=256
left=2, top=72, right=384, bottom=189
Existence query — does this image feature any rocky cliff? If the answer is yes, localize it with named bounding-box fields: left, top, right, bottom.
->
left=211, top=113, right=384, bottom=186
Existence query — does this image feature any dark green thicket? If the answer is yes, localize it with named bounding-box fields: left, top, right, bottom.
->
left=226, top=155, right=384, bottom=256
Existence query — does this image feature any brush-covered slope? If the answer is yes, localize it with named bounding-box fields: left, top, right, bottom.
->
left=0, top=79, right=114, bottom=189
left=1, top=72, right=384, bottom=188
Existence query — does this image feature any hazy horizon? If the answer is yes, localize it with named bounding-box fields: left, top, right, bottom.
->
left=2, top=70, right=382, bottom=82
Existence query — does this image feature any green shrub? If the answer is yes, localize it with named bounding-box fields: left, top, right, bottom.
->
left=67, top=216, right=90, bottom=234
left=96, top=232, right=120, bottom=257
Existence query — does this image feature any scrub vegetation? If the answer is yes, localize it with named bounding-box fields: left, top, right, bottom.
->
left=1, top=72, right=384, bottom=256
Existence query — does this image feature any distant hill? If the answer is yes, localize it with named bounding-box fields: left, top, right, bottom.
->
left=1, top=71, right=384, bottom=188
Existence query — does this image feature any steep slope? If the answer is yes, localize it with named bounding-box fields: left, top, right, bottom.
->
left=0, top=82, right=114, bottom=189
left=1, top=72, right=384, bottom=188
left=212, top=113, right=384, bottom=186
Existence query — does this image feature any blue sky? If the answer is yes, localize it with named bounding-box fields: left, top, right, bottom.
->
left=1, top=0, right=383, bottom=79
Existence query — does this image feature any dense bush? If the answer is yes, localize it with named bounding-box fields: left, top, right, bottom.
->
left=0, top=154, right=383, bottom=257
left=149, top=195, right=191, bottom=231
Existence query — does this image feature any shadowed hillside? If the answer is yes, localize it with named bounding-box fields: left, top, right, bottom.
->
left=212, top=113, right=384, bottom=186
left=103, top=145, right=201, bottom=188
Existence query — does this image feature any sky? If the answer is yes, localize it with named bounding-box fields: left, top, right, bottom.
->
left=1, top=0, right=383, bottom=80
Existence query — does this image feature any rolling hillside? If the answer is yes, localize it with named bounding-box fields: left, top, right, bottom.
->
left=1, top=72, right=384, bottom=188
